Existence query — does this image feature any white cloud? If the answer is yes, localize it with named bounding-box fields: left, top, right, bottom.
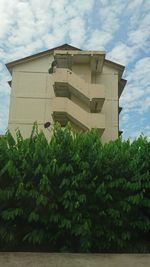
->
left=86, top=30, right=112, bottom=50
left=127, top=0, right=144, bottom=11
left=140, top=97, right=150, bottom=113
left=0, top=0, right=94, bottom=61
left=120, top=57, right=150, bottom=115
left=127, top=57, right=150, bottom=85
left=85, top=0, right=127, bottom=51
left=0, top=93, right=10, bottom=134
left=99, top=0, right=126, bottom=32
left=108, top=3, right=150, bottom=66
left=68, top=17, right=86, bottom=47
left=128, top=13, right=150, bottom=50
left=0, top=0, right=149, bottom=139
left=0, top=63, right=3, bottom=71
left=43, top=29, right=68, bottom=49
left=107, top=42, right=137, bottom=65
left=121, top=113, right=129, bottom=124
left=0, top=67, right=11, bottom=95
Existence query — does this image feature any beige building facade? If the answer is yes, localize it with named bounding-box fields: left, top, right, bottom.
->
left=6, top=44, right=126, bottom=143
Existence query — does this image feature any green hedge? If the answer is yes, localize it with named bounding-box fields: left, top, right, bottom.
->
left=0, top=123, right=150, bottom=252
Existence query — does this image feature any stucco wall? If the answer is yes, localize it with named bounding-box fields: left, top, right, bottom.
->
left=95, top=64, right=119, bottom=143
left=8, top=55, right=54, bottom=138
left=8, top=52, right=121, bottom=143
left=0, top=253, right=149, bottom=267
left=72, top=63, right=91, bottom=83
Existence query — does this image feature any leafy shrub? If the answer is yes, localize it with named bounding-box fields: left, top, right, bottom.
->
left=0, top=123, right=150, bottom=252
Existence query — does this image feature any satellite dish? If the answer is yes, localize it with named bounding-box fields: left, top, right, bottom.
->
left=44, top=122, right=51, bottom=129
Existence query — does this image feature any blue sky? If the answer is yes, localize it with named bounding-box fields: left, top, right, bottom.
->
left=0, top=0, right=150, bottom=139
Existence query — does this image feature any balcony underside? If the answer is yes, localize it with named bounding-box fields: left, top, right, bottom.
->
left=53, top=50, right=105, bottom=73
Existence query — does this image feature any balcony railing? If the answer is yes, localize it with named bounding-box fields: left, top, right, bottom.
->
left=53, top=68, right=105, bottom=112
left=52, top=97, right=105, bottom=132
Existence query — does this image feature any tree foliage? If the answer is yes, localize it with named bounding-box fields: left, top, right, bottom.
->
left=0, top=123, right=150, bottom=252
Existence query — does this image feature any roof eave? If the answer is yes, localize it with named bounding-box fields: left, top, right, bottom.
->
left=105, top=59, right=125, bottom=78
left=6, top=44, right=81, bottom=72
left=119, top=79, right=127, bottom=98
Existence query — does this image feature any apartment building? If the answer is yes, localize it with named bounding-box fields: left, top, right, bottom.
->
left=6, top=44, right=126, bottom=143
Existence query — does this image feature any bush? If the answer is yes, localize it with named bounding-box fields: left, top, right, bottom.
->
left=0, top=123, right=150, bottom=252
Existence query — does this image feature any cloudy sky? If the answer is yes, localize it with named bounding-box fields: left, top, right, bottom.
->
left=0, top=0, right=150, bottom=139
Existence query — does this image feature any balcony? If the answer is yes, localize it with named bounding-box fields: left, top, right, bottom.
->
left=53, top=68, right=105, bottom=112
left=53, top=50, right=105, bottom=73
left=52, top=97, right=105, bottom=133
